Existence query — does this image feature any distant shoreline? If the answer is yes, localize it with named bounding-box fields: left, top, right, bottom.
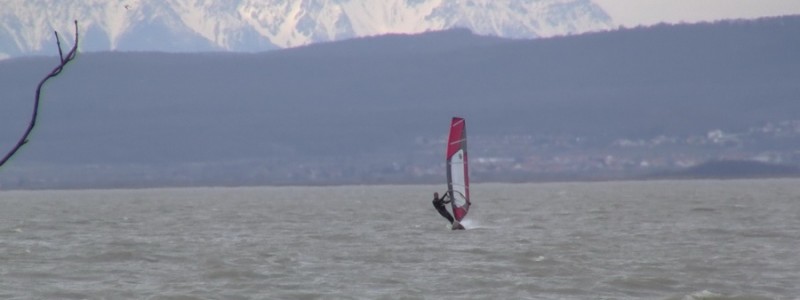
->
left=643, top=159, right=800, bottom=180
left=2, top=160, right=799, bottom=191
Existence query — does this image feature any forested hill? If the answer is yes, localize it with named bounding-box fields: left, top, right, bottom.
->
left=1, top=16, right=798, bottom=188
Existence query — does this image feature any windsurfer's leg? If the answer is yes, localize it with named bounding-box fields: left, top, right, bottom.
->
left=434, top=204, right=454, bottom=224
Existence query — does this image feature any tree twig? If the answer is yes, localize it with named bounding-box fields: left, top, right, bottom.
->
left=0, top=20, right=79, bottom=168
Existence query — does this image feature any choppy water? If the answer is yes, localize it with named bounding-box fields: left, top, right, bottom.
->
left=1, top=179, right=799, bottom=299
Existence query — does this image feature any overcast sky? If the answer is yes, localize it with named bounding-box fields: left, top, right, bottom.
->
left=593, top=0, right=800, bottom=27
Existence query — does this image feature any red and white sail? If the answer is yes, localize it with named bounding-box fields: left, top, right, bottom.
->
left=446, top=117, right=470, bottom=221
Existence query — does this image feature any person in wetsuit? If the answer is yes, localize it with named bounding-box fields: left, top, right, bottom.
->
left=432, top=191, right=454, bottom=225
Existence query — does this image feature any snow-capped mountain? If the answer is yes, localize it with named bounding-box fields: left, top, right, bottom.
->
left=0, top=0, right=613, bottom=59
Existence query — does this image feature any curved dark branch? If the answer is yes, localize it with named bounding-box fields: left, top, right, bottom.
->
left=0, top=20, right=79, bottom=168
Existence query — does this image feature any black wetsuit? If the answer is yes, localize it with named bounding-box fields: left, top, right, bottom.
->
left=432, top=193, right=454, bottom=224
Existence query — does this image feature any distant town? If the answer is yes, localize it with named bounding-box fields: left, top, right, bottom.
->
left=463, top=119, right=800, bottom=181
left=366, top=119, right=800, bottom=184
left=4, top=120, right=798, bottom=190
left=256, top=119, right=800, bottom=185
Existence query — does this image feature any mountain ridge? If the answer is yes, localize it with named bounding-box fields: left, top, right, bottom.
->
left=0, top=0, right=612, bottom=60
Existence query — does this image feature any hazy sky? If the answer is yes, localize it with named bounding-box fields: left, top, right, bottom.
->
left=593, top=0, right=800, bottom=27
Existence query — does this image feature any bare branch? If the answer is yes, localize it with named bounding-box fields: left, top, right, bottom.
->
left=56, top=31, right=64, bottom=62
left=0, top=20, right=80, bottom=168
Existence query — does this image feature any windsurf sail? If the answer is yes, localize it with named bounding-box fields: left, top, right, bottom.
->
left=446, top=117, right=470, bottom=221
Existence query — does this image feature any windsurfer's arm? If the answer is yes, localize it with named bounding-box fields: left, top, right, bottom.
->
left=442, top=191, right=452, bottom=203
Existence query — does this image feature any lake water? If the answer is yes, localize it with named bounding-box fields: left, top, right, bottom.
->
left=1, top=179, right=799, bottom=299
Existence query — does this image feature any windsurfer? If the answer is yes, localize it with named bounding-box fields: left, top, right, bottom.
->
left=432, top=191, right=454, bottom=225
